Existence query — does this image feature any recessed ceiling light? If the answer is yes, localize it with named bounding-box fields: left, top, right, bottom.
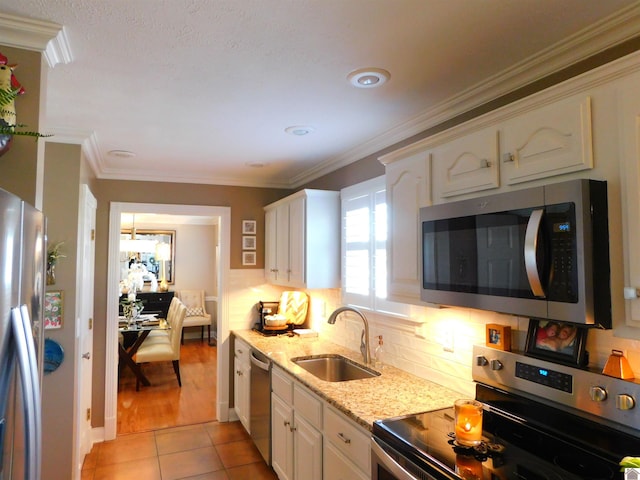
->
left=285, top=126, right=315, bottom=136
left=347, top=68, right=391, bottom=88
left=245, top=162, right=267, bottom=168
left=108, top=149, right=136, bottom=158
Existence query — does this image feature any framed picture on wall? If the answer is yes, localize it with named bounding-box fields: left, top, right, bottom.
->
left=242, top=220, right=256, bottom=235
left=242, top=235, right=256, bottom=250
left=242, top=251, right=256, bottom=266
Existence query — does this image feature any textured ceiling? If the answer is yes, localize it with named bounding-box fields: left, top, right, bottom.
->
left=1, top=0, right=639, bottom=188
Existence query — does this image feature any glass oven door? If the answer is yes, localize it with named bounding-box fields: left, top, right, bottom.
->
left=371, top=437, right=447, bottom=480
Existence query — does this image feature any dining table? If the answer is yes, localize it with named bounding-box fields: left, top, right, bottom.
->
left=118, top=315, right=170, bottom=388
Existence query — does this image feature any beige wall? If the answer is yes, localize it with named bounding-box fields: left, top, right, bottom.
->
left=0, top=46, right=43, bottom=205
left=41, top=142, right=86, bottom=480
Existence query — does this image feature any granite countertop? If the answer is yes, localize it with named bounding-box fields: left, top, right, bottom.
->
left=233, top=329, right=461, bottom=431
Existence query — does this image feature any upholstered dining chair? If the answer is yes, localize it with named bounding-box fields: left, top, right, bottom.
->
left=176, top=290, right=212, bottom=344
left=146, top=296, right=181, bottom=342
left=134, top=301, right=187, bottom=390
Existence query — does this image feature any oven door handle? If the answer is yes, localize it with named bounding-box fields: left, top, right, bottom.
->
left=524, top=208, right=546, bottom=298
left=371, top=437, right=420, bottom=480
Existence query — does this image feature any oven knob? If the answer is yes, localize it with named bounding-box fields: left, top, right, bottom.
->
left=476, top=356, right=488, bottom=367
left=589, top=386, right=607, bottom=402
left=616, top=394, right=636, bottom=411
left=490, top=359, right=503, bottom=371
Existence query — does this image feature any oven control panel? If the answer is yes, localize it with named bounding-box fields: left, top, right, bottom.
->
left=515, top=362, right=573, bottom=393
left=472, top=345, right=640, bottom=431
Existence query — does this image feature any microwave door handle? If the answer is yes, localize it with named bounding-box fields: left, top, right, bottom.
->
left=524, top=209, right=546, bottom=297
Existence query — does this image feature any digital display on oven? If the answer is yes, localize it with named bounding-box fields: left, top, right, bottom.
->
left=516, top=361, right=572, bottom=393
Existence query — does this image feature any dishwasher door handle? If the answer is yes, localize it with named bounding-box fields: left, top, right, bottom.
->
left=250, top=351, right=271, bottom=371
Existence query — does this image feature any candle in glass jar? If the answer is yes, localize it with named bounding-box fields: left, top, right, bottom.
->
left=454, top=399, right=483, bottom=446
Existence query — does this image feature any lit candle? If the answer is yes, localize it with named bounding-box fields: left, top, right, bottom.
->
left=454, top=399, right=483, bottom=446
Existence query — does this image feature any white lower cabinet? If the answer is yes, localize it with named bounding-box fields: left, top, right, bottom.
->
left=270, top=365, right=371, bottom=480
left=323, top=405, right=371, bottom=478
left=271, top=367, right=322, bottom=480
left=233, top=338, right=250, bottom=432
left=323, top=442, right=369, bottom=480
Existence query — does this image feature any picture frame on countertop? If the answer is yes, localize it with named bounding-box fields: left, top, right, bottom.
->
left=44, top=290, right=64, bottom=329
left=242, top=220, right=256, bottom=235
left=486, top=323, right=511, bottom=351
left=242, top=235, right=256, bottom=250
left=525, top=318, right=588, bottom=367
left=242, top=251, right=256, bottom=266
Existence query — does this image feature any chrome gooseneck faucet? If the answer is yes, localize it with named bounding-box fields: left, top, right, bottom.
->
left=327, top=306, right=371, bottom=365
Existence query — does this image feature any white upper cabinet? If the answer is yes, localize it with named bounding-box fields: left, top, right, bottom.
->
left=264, top=189, right=340, bottom=289
left=618, top=73, right=640, bottom=330
left=380, top=147, right=432, bottom=304
left=432, top=127, right=500, bottom=198
left=501, top=95, right=594, bottom=185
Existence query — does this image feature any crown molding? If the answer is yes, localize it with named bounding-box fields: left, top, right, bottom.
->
left=46, top=127, right=102, bottom=178
left=0, top=12, right=72, bottom=67
left=290, top=3, right=640, bottom=188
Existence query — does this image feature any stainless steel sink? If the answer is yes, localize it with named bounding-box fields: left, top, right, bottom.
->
left=291, top=354, right=380, bottom=382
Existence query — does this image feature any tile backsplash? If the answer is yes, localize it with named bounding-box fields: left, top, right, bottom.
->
left=229, top=270, right=640, bottom=396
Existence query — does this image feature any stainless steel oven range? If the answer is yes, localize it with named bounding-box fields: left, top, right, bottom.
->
left=372, top=345, right=640, bottom=479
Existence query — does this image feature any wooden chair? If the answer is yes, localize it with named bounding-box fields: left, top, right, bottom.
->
left=176, top=290, right=212, bottom=343
left=134, top=301, right=187, bottom=390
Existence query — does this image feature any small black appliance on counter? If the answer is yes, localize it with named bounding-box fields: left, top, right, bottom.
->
left=254, top=300, right=291, bottom=335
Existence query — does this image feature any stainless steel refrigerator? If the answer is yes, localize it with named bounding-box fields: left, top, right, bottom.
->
left=0, top=187, right=45, bottom=480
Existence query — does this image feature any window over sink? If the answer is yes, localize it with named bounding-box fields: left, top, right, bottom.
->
left=341, top=176, right=408, bottom=317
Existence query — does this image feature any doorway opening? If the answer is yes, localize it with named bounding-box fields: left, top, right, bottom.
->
left=105, top=202, right=231, bottom=440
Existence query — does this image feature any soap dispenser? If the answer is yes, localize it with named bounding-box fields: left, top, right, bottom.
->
left=374, top=335, right=384, bottom=369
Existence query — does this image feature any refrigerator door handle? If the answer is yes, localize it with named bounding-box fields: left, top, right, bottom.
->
left=11, top=307, right=41, bottom=480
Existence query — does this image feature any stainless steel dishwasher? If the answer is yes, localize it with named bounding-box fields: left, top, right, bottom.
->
left=249, top=349, right=271, bottom=464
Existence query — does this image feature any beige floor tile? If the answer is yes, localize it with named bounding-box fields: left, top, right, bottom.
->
left=177, top=471, right=230, bottom=480
left=159, top=446, right=224, bottom=480
left=93, top=456, right=161, bottom=480
left=97, top=431, right=158, bottom=466
left=215, top=439, right=263, bottom=469
left=81, top=468, right=95, bottom=480
left=205, top=421, right=249, bottom=445
left=82, top=444, right=100, bottom=470
left=155, top=424, right=213, bottom=455
left=226, top=462, right=278, bottom=480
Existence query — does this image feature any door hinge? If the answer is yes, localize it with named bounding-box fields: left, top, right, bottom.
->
left=86, top=408, right=91, bottom=421
left=91, top=229, right=95, bottom=241
left=88, top=318, right=93, bottom=330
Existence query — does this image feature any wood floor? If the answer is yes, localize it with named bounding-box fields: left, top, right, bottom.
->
left=117, top=339, right=218, bottom=434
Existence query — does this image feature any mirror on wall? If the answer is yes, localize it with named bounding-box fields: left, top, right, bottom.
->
left=120, top=229, right=175, bottom=285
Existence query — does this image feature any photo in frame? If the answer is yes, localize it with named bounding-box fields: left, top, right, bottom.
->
left=525, top=319, right=588, bottom=367
left=242, top=251, right=256, bottom=266
left=44, top=290, right=64, bottom=329
left=486, top=323, right=511, bottom=351
left=242, top=220, right=256, bottom=235
left=242, top=235, right=256, bottom=250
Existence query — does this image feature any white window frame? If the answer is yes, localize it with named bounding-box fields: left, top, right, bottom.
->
left=341, top=176, right=409, bottom=317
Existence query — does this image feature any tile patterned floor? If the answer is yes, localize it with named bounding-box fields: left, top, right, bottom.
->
left=82, top=421, right=278, bottom=480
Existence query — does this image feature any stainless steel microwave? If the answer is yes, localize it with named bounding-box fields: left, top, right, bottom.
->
left=420, top=179, right=611, bottom=327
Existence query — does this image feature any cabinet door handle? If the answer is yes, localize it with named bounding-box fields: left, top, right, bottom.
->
left=337, top=432, right=351, bottom=444
left=290, top=425, right=297, bottom=432
left=236, top=370, right=242, bottom=376
left=284, top=420, right=290, bottom=427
